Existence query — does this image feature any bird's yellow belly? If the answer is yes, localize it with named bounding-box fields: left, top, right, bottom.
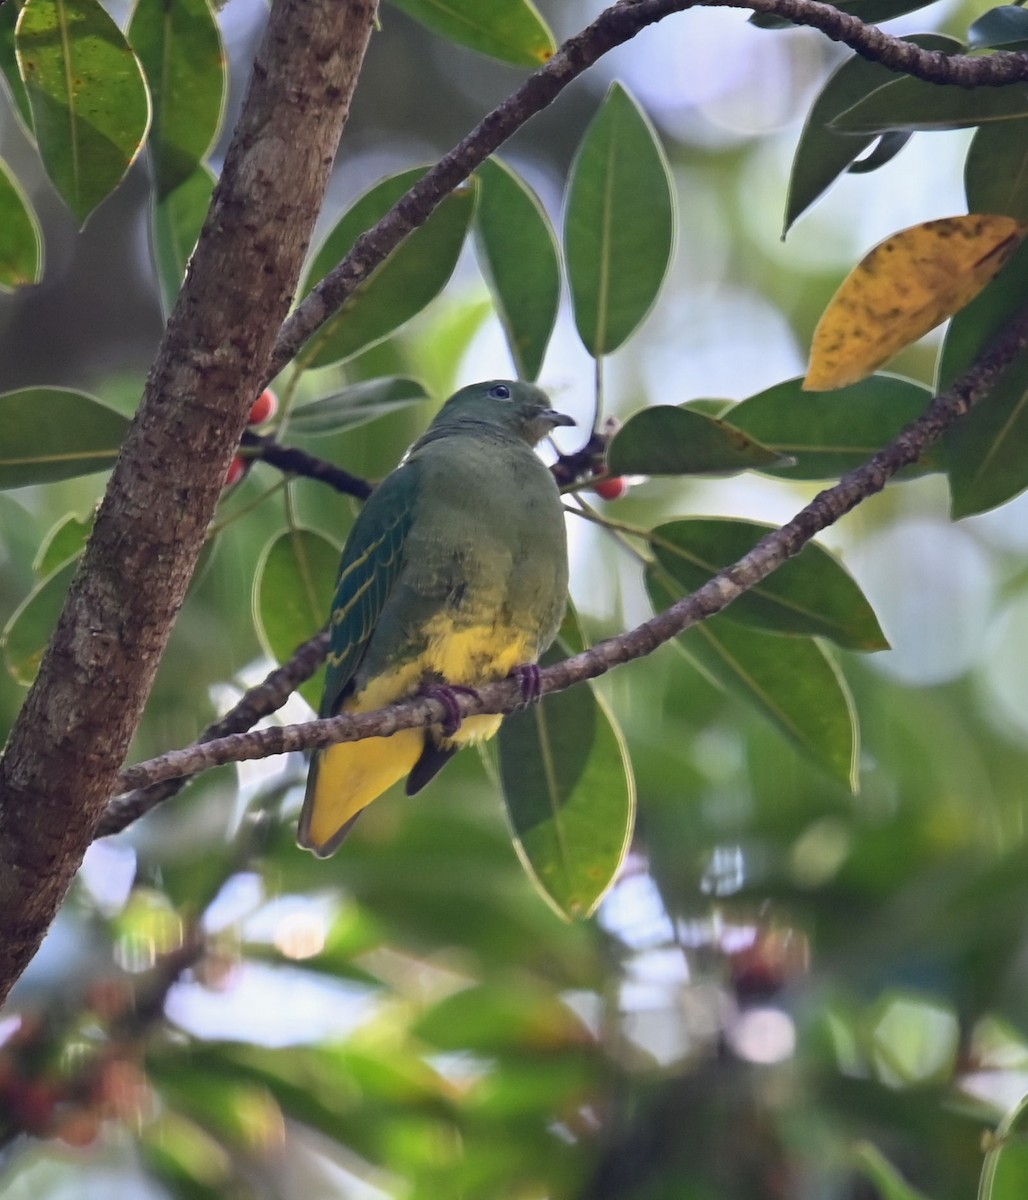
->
left=302, top=619, right=530, bottom=852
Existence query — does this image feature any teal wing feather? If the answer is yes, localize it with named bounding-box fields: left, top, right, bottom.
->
left=321, top=462, right=419, bottom=716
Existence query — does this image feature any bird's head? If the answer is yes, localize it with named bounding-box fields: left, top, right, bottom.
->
left=431, top=380, right=575, bottom=447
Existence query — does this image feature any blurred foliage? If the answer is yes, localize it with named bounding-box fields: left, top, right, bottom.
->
left=2, top=0, right=1028, bottom=1197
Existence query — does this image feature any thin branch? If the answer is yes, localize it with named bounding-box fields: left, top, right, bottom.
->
left=109, top=303, right=1028, bottom=799
left=97, top=631, right=329, bottom=837
left=240, top=431, right=373, bottom=499
left=265, top=0, right=1028, bottom=382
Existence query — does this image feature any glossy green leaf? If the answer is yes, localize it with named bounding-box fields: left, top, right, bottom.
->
left=650, top=518, right=888, bottom=651
left=0, top=1, right=31, bottom=131
left=939, top=232, right=1028, bottom=517
left=606, top=405, right=785, bottom=476
left=0, top=388, right=129, bottom=489
left=289, top=376, right=429, bottom=437
left=965, top=118, right=1028, bottom=221
left=300, top=169, right=476, bottom=368
left=969, top=5, right=1028, bottom=49
left=1, top=558, right=76, bottom=685
left=150, top=162, right=215, bottom=315
left=832, top=78, right=1028, bottom=135
left=0, top=155, right=41, bottom=290
left=728, top=374, right=936, bottom=479
left=252, top=527, right=339, bottom=710
left=565, top=82, right=675, bottom=357
left=128, top=0, right=226, bottom=196
left=846, top=130, right=912, bottom=175
left=475, top=158, right=560, bottom=381
left=33, top=512, right=92, bottom=575
left=497, top=618, right=635, bottom=921
left=946, top=342, right=1028, bottom=517
left=648, top=570, right=858, bottom=789
left=386, top=0, right=555, bottom=66
left=784, top=36, right=958, bottom=233
left=16, top=0, right=151, bottom=225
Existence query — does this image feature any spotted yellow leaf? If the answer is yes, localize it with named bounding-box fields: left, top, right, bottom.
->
left=804, top=214, right=1027, bottom=391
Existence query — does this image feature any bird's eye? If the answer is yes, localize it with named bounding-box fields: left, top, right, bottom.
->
left=490, top=384, right=511, bottom=400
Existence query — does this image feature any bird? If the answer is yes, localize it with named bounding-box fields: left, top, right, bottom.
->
left=298, top=379, right=575, bottom=857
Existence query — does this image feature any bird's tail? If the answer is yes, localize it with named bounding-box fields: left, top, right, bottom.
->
left=297, top=729, right=424, bottom=856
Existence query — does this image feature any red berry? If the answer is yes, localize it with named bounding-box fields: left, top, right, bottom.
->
left=593, top=476, right=629, bottom=501
left=224, top=456, right=248, bottom=488
left=247, top=388, right=278, bottom=426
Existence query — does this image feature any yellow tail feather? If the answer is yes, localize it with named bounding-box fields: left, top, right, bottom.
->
left=299, top=728, right=424, bottom=856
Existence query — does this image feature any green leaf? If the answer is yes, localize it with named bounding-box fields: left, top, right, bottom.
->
left=300, top=169, right=476, bottom=368
left=728, top=374, right=936, bottom=479
left=415, top=978, right=592, bottom=1052
left=832, top=78, right=1028, bottom=135
left=980, top=1090, right=1028, bottom=1200
left=784, top=36, right=959, bottom=233
left=648, top=570, right=859, bottom=788
left=150, top=162, right=215, bottom=315
left=650, top=518, right=888, bottom=651
left=845, top=130, right=912, bottom=175
left=16, top=0, right=152, bottom=225
left=128, top=0, right=226, bottom=196
left=969, top=5, right=1028, bottom=49
left=852, top=1142, right=933, bottom=1200
left=138, top=1112, right=234, bottom=1200
left=965, top=118, right=1028, bottom=221
left=0, top=155, right=42, bottom=290
left=34, top=512, right=92, bottom=575
left=940, top=240, right=1028, bottom=384
left=475, top=158, right=560, bottom=381
left=496, top=618, right=635, bottom=921
left=606, top=405, right=785, bottom=476
left=252, top=527, right=339, bottom=710
left=289, top=376, right=429, bottom=437
left=946, top=342, right=1028, bottom=517
left=939, top=235, right=1028, bottom=517
left=385, top=0, right=555, bottom=66
left=0, top=1, right=31, bottom=131
left=1, top=558, right=76, bottom=685
left=565, top=82, right=675, bottom=357
left=0, top=388, right=129, bottom=489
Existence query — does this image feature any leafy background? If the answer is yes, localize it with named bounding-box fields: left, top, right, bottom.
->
left=2, top=0, right=1028, bottom=1197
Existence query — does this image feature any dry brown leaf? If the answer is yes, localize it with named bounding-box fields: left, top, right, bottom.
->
left=804, top=214, right=1027, bottom=392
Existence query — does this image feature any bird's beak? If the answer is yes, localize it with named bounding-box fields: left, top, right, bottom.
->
left=543, top=409, right=576, bottom=428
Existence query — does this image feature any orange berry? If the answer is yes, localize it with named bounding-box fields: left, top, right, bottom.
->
left=593, top=476, right=629, bottom=501
left=247, top=388, right=278, bottom=425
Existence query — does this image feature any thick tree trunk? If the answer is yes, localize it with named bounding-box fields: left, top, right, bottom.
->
left=0, top=0, right=379, bottom=1008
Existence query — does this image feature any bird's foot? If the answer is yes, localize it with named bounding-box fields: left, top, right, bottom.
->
left=420, top=683, right=480, bottom=737
left=510, top=663, right=542, bottom=707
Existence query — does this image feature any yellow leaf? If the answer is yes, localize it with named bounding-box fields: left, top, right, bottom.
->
left=804, top=214, right=1027, bottom=391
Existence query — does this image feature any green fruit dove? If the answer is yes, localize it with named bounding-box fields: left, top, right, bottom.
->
left=299, top=380, right=574, bottom=856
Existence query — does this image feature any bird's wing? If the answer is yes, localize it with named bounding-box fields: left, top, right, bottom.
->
left=320, top=461, right=419, bottom=717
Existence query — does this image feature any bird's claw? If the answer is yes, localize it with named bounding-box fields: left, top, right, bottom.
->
left=421, top=683, right=480, bottom=737
left=511, top=663, right=542, bottom=707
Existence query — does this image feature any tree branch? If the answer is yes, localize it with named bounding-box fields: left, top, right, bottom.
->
left=240, top=431, right=373, bottom=499
left=265, top=0, right=1028, bottom=381
left=109, top=303, right=1028, bottom=798
left=0, top=0, right=380, bottom=1009
left=97, top=630, right=329, bottom=838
